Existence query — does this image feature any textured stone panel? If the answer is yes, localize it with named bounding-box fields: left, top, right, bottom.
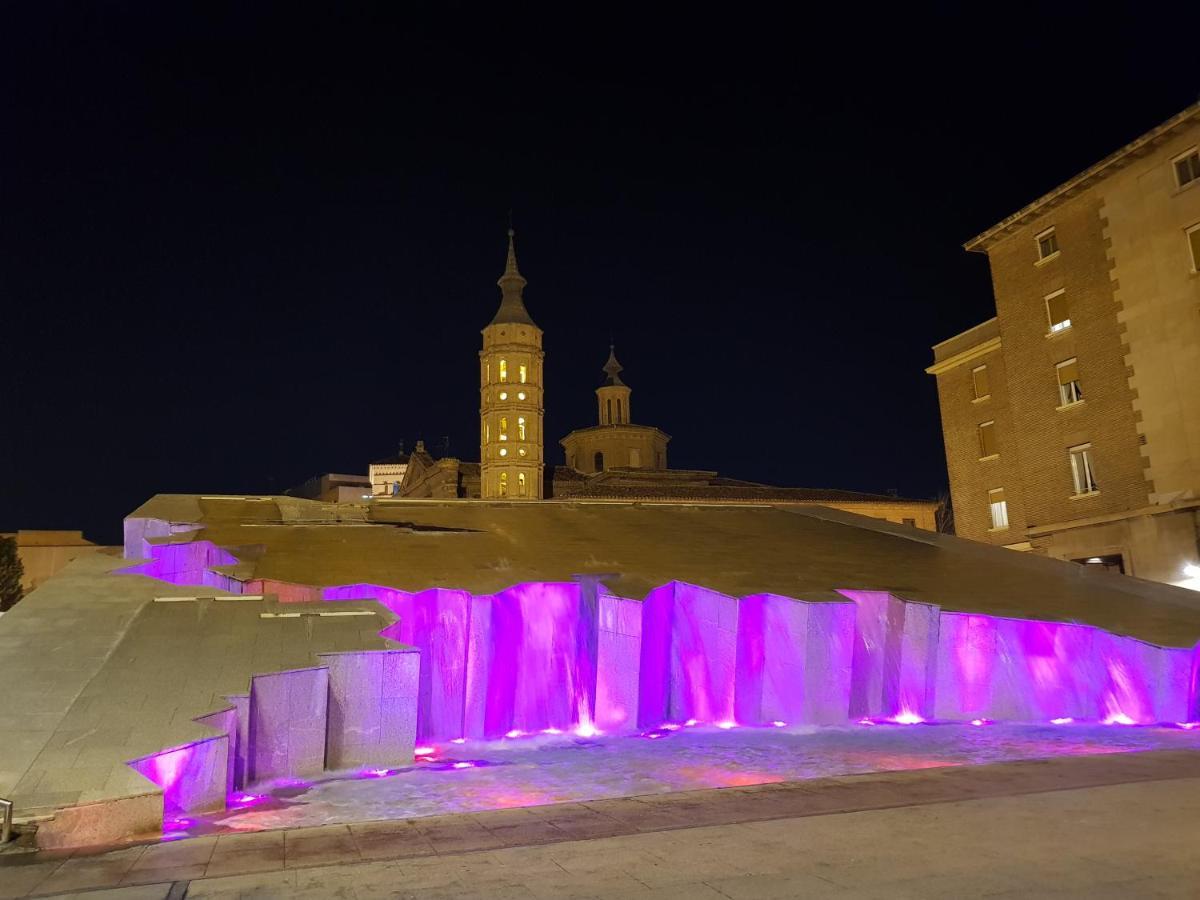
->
left=321, top=649, right=419, bottom=769
left=596, top=593, right=642, bottom=732
left=248, top=666, right=329, bottom=784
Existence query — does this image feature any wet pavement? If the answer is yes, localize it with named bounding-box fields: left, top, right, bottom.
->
left=177, top=720, right=1200, bottom=836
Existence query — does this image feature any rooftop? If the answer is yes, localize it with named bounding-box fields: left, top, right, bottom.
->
left=964, top=102, right=1200, bottom=252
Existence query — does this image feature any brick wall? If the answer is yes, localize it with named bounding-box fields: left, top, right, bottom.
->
left=986, top=193, right=1148, bottom=530
left=934, top=342, right=1027, bottom=542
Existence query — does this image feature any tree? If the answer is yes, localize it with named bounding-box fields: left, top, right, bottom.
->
left=935, top=489, right=955, bottom=535
left=0, top=535, right=24, bottom=612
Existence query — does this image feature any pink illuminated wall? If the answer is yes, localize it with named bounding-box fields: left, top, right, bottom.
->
left=119, top=513, right=1200, bottom=826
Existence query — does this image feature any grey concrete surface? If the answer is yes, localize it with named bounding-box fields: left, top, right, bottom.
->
left=4, top=748, right=1200, bottom=898
left=0, top=554, right=399, bottom=821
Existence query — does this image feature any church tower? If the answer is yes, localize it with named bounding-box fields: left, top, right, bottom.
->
left=596, top=345, right=631, bottom=425
left=479, top=229, right=544, bottom=499
left=560, top=346, right=670, bottom=473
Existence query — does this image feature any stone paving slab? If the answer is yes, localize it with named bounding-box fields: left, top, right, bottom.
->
left=3, top=748, right=1200, bottom=897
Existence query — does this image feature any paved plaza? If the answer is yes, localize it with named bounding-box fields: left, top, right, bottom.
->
left=3, top=749, right=1200, bottom=897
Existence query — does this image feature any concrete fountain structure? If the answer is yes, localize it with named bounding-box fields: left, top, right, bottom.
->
left=4, top=493, right=1200, bottom=848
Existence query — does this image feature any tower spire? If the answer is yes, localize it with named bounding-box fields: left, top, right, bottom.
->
left=489, top=227, right=535, bottom=326
left=602, top=344, right=625, bottom=386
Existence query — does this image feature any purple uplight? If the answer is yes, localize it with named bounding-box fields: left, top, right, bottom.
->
left=452, top=761, right=475, bottom=769
left=1051, top=717, right=1075, bottom=725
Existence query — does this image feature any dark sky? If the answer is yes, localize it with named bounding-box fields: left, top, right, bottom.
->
left=2, top=3, right=1196, bottom=544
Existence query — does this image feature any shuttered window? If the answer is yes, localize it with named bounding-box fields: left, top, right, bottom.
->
left=972, top=365, right=990, bottom=400
left=988, top=488, right=1009, bottom=530
left=1046, top=290, right=1070, bottom=332
left=1056, top=358, right=1082, bottom=406
left=978, top=421, right=998, bottom=459
left=1188, top=223, right=1200, bottom=273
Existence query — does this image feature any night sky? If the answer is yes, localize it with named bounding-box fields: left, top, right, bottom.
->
left=3, top=4, right=1196, bottom=544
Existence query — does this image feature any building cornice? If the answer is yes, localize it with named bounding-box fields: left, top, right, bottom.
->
left=964, top=102, right=1200, bottom=253
left=1025, top=498, right=1200, bottom=538
left=559, top=424, right=672, bottom=445
left=925, top=335, right=1001, bottom=376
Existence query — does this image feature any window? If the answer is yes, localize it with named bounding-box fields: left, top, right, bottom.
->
left=518, top=472, right=527, bottom=497
left=499, top=391, right=507, bottom=400
left=1175, top=148, right=1200, bottom=189
left=607, top=398, right=613, bottom=423
left=1045, top=290, right=1070, bottom=333
left=498, top=472, right=508, bottom=497
left=499, top=359, right=508, bottom=382
left=988, top=488, right=1009, bottom=530
left=499, top=416, right=508, bottom=440
left=971, top=365, right=990, bottom=400
left=1036, top=228, right=1059, bottom=261
left=902, top=517, right=916, bottom=527
left=519, top=364, right=527, bottom=384
left=594, top=451, right=604, bottom=471
left=1056, top=358, right=1082, bottom=406
left=617, top=398, right=623, bottom=423
left=1188, top=223, right=1200, bottom=273
left=517, top=391, right=526, bottom=400
left=629, top=448, right=641, bottom=467
left=1069, top=444, right=1098, bottom=495
left=517, top=416, right=526, bottom=440
left=499, top=447, right=508, bottom=457
left=518, top=447, right=527, bottom=457
left=978, top=421, right=998, bottom=459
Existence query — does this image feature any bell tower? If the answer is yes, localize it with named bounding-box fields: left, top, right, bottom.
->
left=596, top=345, right=631, bottom=425
left=479, top=229, right=544, bottom=499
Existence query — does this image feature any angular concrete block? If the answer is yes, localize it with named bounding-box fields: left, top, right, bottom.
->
left=192, top=705, right=238, bottom=797
left=321, top=650, right=419, bottom=769
left=841, top=590, right=940, bottom=721
left=248, top=666, right=329, bottom=784
left=639, top=582, right=738, bottom=728
left=482, top=582, right=595, bottom=738
left=126, top=735, right=228, bottom=813
left=596, top=593, right=642, bottom=733
left=736, top=594, right=856, bottom=726
left=1094, top=631, right=1193, bottom=724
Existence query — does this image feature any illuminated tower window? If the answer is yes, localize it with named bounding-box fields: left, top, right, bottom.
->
left=499, top=391, right=507, bottom=400
left=519, top=447, right=526, bottom=457
left=499, top=472, right=508, bottom=496
left=499, top=447, right=508, bottom=457
left=500, top=417, right=508, bottom=440
left=519, top=364, right=527, bottom=384
left=518, top=416, right=526, bottom=440
left=500, top=359, right=508, bottom=382
left=518, top=391, right=526, bottom=400
left=518, top=472, right=527, bottom=497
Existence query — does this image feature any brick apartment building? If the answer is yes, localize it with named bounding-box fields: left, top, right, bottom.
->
left=928, top=102, right=1200, bottom=587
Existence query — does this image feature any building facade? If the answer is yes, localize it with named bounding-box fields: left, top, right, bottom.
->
left=929, top=102, right=1200, bottom=586
left=369, top=447, right=409, bottom=497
